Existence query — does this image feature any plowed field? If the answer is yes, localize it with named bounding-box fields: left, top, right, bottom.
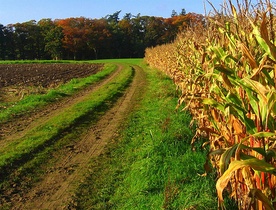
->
left=0, top=63, right=103, bottom=88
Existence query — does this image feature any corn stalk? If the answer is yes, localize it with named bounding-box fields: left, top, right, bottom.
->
left=145, top=0, right=276, bottom=209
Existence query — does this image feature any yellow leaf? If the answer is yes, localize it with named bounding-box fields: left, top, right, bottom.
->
left=242, top=77, right=269, bottom=104
left=242, top=167, right=254, bottom=189
left=260, top=13, right=276, bottom=61
left=216, top=158, right=276, bottom=202
left=238, top=42, right=258, bottom=69
left=232, top=118, right=244, bottom=135
left=211, top=108, right=220, bottom=122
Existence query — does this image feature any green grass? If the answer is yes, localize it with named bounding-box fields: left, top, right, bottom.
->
left=0, top=59, right=219, bottom=209
left=75, top=60, right=217, bottom=209
left=0, top=63, right=116, bottom=123
left=0, top=64, right=133, bottom=179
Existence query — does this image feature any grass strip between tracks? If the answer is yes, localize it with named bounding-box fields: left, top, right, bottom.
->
left=0, top=63, right=117, bottom=124
left=0, top=64, right=133, bottom=178
left=75, top=60, right=218, bottom=209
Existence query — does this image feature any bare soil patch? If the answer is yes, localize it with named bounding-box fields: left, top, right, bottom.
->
left=0, top=63, right=103, bottom=88
left=0, top=63, right=103, bottom=103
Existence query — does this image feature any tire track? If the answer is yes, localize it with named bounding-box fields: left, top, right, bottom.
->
left=0, top=64, right=122, bottom=147
left=8, top=65, right=146, bottom=209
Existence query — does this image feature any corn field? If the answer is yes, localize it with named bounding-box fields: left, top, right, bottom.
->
left=145, top=0, right=276, bottom=209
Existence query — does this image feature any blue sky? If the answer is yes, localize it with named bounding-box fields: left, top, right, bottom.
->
left=1, top=0, right=225, bottom=25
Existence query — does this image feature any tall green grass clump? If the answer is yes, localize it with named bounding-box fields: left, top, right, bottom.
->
left=145, top=0, right=276, bottom=209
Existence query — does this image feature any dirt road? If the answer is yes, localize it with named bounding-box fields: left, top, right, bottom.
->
left=0, top=64, right=146, bottom=209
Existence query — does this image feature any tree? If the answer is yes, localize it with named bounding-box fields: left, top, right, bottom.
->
left=118, top=15, right=133, bottom=57
left=86, top=18, right=111, bottom=59
left=56, top=17, right=90, bottom=59
left=143, top=16, right=163, bottom=47
left=123, top=13, right=132, bottom=21
left=13, top=20, right=44, bottom=59
left=0, top=24, right=5, bottom=59
left=180, top=8, right=186, bottom=16
left=106, top=11, right=121, bottom=24
left=38, top=19, right=59, bottom=59
left=171, top=10, right=178, bottom=17
left=129, top=13, right=145, bottom=57
left=0, top=11, right=204, bottom=60
left=2, top=24, right=16, bottom=59
left=44, top=25, right=64, bottom=60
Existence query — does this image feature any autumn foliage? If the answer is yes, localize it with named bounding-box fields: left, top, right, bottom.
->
left=145, top=0, right=276, bottom=209
left=0, top=12, right=204, bottom=60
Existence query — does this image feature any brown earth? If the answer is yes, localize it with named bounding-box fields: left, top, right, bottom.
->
left=0, top=63, right=103, bottom=88
left=0, top=63, right=103, bottom=103
left=0, top=64, right=146, bottom=209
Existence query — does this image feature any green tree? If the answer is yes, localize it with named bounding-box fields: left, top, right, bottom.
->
left=38, top=19, right=64, bottom=59
left=44, top=25, right=64, bottom=60
left=0, top=24, right=5, bottom=59
left=180, top=8, right=186, bottom=16
left=171, top=10, right=178, bottom=17
left=143, top=16, right=167, bottom=47
left=86, top=18, right=111, bottom=59
left=118, top=14, right=133, bottom=57
left=106, top=11, right=123, bottom=58
left=2, top=24, right=16, bottom=59
left=13, top=20, right=43, bottom=59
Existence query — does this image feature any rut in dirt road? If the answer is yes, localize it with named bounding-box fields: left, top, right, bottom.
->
left=6, top=65, right=146, bottom=210
left=0, top=64, right=122, bottom=145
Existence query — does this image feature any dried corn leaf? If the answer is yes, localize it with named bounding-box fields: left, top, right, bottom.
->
left=249, top=189, right=274, bottom=210
left=232, top=118, right=244, bottom=134
left=242, top=77, right=269, bottom=103
left=242, top=167, right=254, bottom=189
left=216, top=158, right=276, bottom=202
left=260, top=13, right=276, bottom=61
left=238, top=42, right=258, bottom=69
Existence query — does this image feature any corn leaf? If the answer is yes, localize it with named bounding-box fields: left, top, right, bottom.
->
left=267, top=90, right=276, bottom=115
left=226, top=103, right=246, bottom=122
left=239, top=144, right=267, bottom=157
left=238, top=42, right=258, bottom=69
left=251, top=17, right=276, bottom=62
left=242, top=77, right=269, bottom=103
left=259, top=13, right=276, bottom=61
left=262, top=68, right=275, bottom=87
left=212, top=46, right=226, bottom=60
left=240, top=152, right=261, bottom=160
left=225, top=92, right=243, bottom=108
left=240, top=132, right=276, bottom=144
left=202, top=98, right=224, bottom=111
left=209, top=148, right=226, bottom=157
left=249, top=189, right=274, bottom=210
left=214, top=64, right=234, bottom=75
left=242, top=85, right=259, bottom=115
left=219, top=144, right=239, bottom=175
left=242, top=113, right=257, bottom=134
left=216, top=158, right=276, bottom=201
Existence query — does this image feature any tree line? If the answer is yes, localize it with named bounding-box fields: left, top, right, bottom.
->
left=0, top=11, right=204, bottom=60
